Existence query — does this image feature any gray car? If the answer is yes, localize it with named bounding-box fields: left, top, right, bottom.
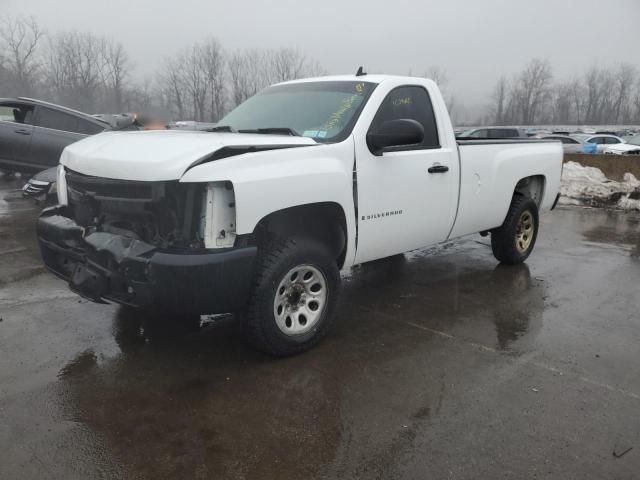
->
left=0, top=97, right=109, bottom=174
left=542, top=135, right=583, bottom=154
left=457, top=126, right=528, bottom=139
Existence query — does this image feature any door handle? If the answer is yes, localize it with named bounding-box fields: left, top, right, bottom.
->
left=14, top=128, right=31, bottom=136
left=428, top=164, right=449, bottom=174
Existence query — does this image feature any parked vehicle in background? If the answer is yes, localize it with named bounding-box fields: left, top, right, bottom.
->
left=618, top=130, right=638, bottom=142
left=21, top=166, right=57, bottom=203
left=570, top=134, right=625, bottom=153
left=169, top=120, right=218, bottom=131
left=37, top=74, right=563, bottom=355
left=604, top=134, right=640, bottom=155
left=542, top=135, right=583, bottom=154
left=0, top=98, right=109, bottom=174
left=93, top=113, right=168, bottom=131
left=457, top=126, right=528, bottom=139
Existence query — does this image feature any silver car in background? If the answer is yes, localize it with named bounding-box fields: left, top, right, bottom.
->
left=542, top=135, right=583, bottom=154
left=457, top=126, right=528, bottom=139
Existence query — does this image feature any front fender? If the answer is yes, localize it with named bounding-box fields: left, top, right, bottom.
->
left=180, top=138, right=358, bottom=266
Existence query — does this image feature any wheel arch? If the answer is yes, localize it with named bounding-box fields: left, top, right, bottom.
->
left=243, top=202, right=349, bottom=268
left=513, top=174, right=546, bottom=207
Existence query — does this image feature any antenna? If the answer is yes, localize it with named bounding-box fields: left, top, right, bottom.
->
left=356, top=66, right=367, bottom=77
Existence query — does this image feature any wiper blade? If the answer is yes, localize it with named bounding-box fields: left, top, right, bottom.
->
left=238, top=127, right=300, bottom=136
left=208, top=125, right=237, bottom=133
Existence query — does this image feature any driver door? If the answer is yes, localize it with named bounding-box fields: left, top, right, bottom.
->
left=354, top=85, right=458, bottom=264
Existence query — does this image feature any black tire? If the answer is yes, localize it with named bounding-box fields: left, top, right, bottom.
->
left=243, top=236, right=340, bottom=356
left=491, top=195, right=539, bottom=265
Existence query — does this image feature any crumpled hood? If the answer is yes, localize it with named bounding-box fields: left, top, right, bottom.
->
left=60, top=130, right=317, bottom=181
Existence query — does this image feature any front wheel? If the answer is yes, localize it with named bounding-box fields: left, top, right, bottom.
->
left=242, top=237, right=340, bottom=356
left=491, top=195, right=539, bottom=265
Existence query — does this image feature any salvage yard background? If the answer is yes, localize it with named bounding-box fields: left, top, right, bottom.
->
left=2, top=0, right=640, bottom=478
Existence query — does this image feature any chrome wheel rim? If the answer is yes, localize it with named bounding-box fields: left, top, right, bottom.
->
left=515, top=210, right=534, bottom=253
left=273, top=264, right=327, bottom=336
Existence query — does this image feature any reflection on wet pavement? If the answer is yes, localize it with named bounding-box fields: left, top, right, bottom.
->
left=1, top=173, right=640, bottom=479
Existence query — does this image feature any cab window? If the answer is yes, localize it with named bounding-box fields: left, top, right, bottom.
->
left=369, top=86, right=440, bottom=148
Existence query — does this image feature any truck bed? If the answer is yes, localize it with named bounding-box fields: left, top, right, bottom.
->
left=448, top=139, right=563, bottom=239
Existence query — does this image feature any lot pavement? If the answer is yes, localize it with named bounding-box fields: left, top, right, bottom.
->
left=1, top=173, right=639, bottom=480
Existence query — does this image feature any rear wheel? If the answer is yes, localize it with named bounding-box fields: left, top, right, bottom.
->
left=491, top=195, right=539, bottom=265
left=243, top=237, right=340, bottom=356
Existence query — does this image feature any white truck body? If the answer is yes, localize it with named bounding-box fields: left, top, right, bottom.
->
left=40, top=74, right=563, bottom=355
left=58, top=75, right=562, bottom=267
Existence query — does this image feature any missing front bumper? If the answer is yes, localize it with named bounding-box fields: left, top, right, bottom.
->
left=37, top=206, right=257, bottom=314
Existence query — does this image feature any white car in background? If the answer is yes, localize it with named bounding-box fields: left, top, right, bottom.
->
left=570, top=134, right=625, bottom=153
left=604, top=134, right=640, bottom=155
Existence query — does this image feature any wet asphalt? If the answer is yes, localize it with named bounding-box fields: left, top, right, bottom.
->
left=0, top=173, right=639, bottom=480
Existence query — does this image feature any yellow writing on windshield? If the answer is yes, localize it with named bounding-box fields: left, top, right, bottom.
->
left=324, top=94, right=360, bottom=130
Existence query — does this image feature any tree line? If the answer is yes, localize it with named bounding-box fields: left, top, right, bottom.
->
left=487, top=58, right=640, bottom=126
left=2, top=15, right=640, bottom=126
left=0, top=15, right=324, bottom=121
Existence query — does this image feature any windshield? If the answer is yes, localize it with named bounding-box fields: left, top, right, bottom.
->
left=217, top=81, right=376, bottom=142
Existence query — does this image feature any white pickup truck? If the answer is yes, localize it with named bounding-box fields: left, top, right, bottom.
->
left=37, top=74, right=563, bottom=355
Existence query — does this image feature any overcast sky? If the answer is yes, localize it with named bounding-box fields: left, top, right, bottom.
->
left=4, top=0, right=640, bottom=116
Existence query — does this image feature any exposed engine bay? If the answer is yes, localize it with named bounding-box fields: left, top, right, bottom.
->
left=64, top=169, right=236, bottom=250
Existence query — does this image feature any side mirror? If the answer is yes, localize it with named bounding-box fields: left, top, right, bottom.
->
left=367, top=119, right=425, bottom=155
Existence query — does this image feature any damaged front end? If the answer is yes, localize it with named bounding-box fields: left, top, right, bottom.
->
left=37, top=169, right=256, bottom=314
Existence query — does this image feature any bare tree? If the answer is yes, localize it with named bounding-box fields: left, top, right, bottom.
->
left=424, top=66, right=448, bottom=87
left=582, top=66, right=614, bottom=124
left=491, top=76, right=509, bottom=124
left=123, top=77, right=154, bottom=113
left=201, top=38, right=226, bottom=121
left=228, top=49, right=268, bottom=107
left=158, top=56, right=186, bottom=119
left=611, top=64, right=636, bottom=124
left=634, top=79, right=640, bottom=124
left=550, top=82, right=573, bottom=124
left=568, top=79, right=586, bottom=125
left=425, top=66, right=456, bottom=116
left=268, top=48, right=307, bottom=83
left=183, top=45, right=208, bottom=121
left=101, top=40, right=130, bottom=112
left=45, top=31, right=106, bottom=112
left=0, top=15, right=44, bottom=95
left=512, top=58, right=553, bottom=124
left=228, top=47, right=323, bottom=109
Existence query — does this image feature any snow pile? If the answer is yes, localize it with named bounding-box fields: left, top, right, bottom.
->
left=560, top=161, right=640, bottom=211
